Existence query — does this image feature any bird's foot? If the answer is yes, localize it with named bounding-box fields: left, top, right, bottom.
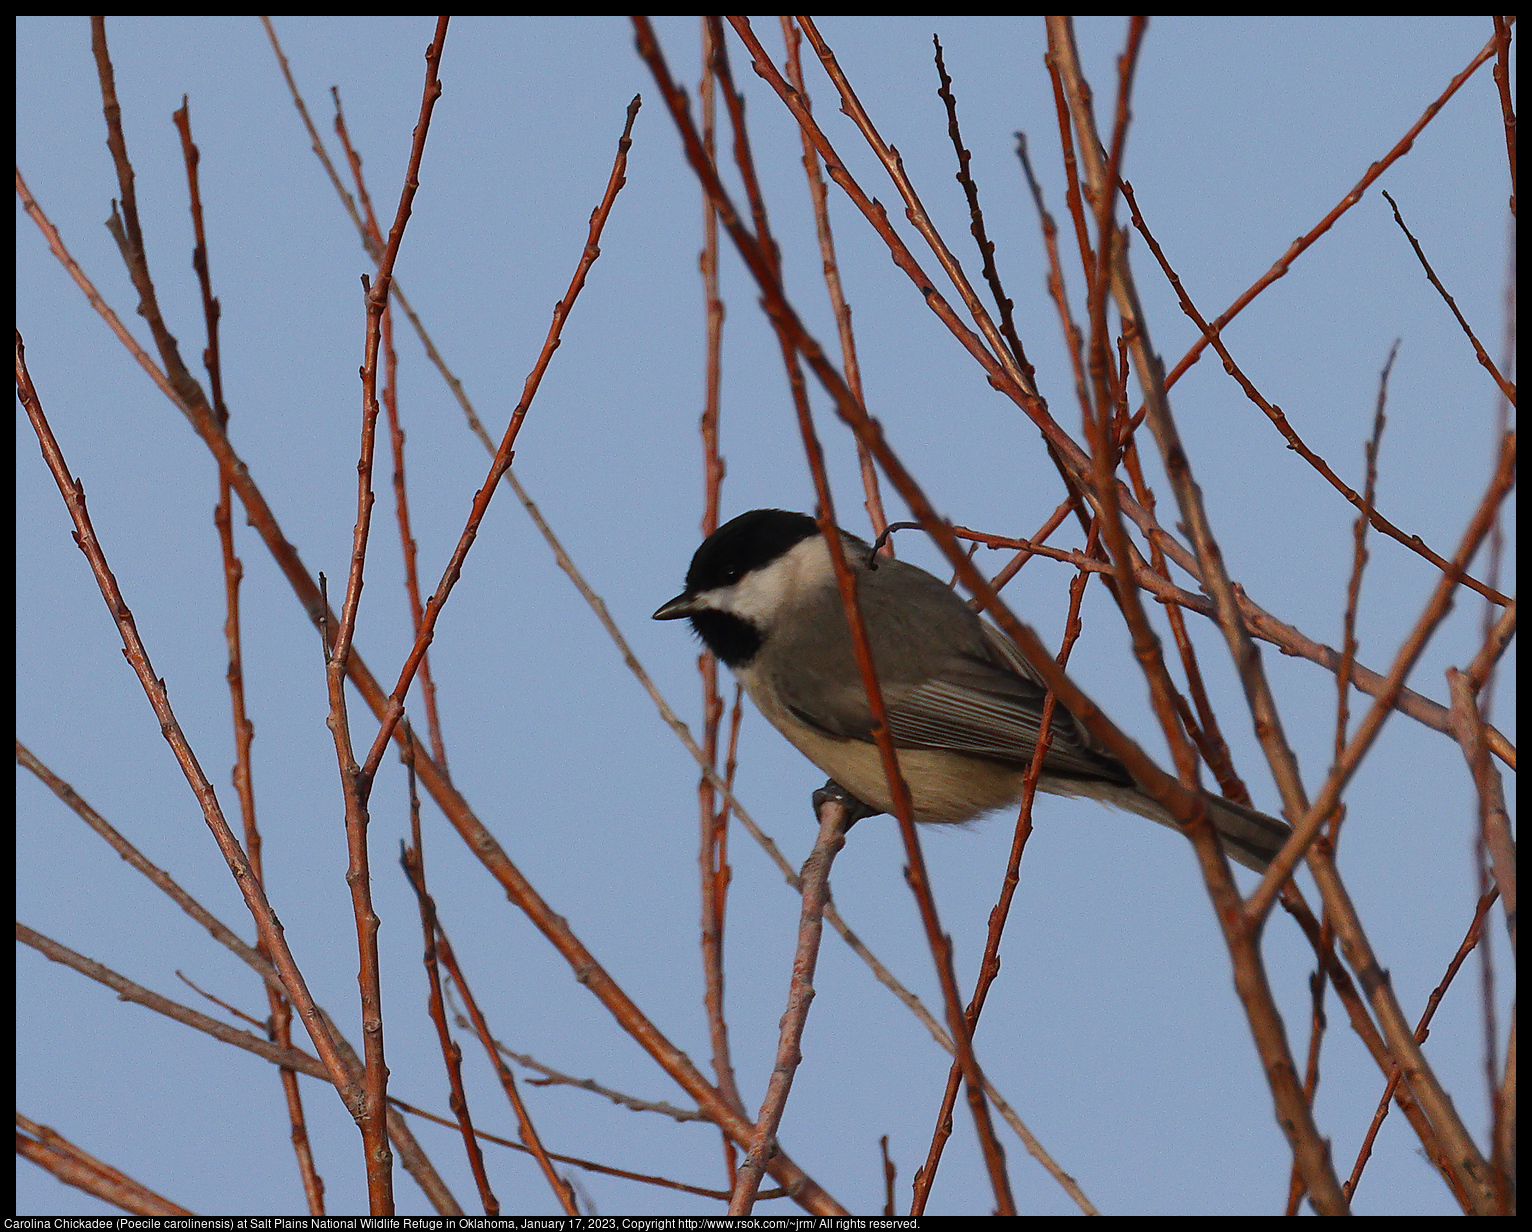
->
left=812, top=779, right=881, bottom=831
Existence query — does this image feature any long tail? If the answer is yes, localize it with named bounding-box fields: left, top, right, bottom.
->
left=1201, top=794, right=1292, bottom=874
left=1054, top=778, right=1292, bottom=873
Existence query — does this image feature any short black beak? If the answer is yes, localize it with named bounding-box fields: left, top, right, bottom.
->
left=652, top=592, right=700, bottom=621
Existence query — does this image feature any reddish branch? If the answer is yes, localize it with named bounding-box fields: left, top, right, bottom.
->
left=418, top=880, right=579, bottom=1215
left=1155, top=27, right=1508, bottom=398
left=1491, top=18, right=1515, bottom=216
left=780, top=17, right=889, bottom=543
left=912, top=535, right=1102, bottom=1216
left=399, top=742, right=500, bottom=1215
left=1120, top=180, right=1507, bottom=610
left=17, top=1113, right=191, bottom=1217
left=333, top=87, right=451, bottom=774
left=1343, top=889, right=1502, bottom=1201
left=1050, top=17, right=1506, bottom=1211
left=17, top=332, right=365, bottom=1119
left=1382, top=190, right=1515, bottom=404
left=235, top=61, right=840, bottom=1206
left=702, top=17, right=1015, bottom=1212
left=696, top=19, right=747, bottom=1177
left=14, top=747, right=461, bottom=1213
left=171, top=94, right=325, bottom=1216
left=355, top=92, right=640, bottom=786
left=319, top=19, right=451, bottom=1212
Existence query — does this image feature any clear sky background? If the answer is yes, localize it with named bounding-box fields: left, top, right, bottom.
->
left=17, top=16, right=1515, bottom=1217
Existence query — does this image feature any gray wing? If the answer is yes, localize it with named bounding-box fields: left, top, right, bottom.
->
left=764, top=547, right=1129, bottom=784
left=877, top=640, right=1131, bottom=782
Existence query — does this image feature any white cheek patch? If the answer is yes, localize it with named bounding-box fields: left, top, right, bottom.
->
left=709, top=535, right=835, bottom=627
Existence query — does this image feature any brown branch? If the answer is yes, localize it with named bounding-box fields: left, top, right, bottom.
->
left=1446, top=672, right=1517, bottom=951
left=696, top=21, right=746, bottom=1171
left=727, top=16, right=1507, bottom=771
left=333, top=86, right=450, bottom=775
left=1288, top=338, right=1396, bottom=1213
left=17, top=1113, right=191, bottom=1217
left=16, top=332, right=365, bottom=1118
left=1491, top=18, right=1516, bottom=216
left=260, top=17, right=495, bottom=450
left=1242, top=437, right=1517, bottom=1209
left=14, top=742, right=462, bottom=1212
left=1120, top=178, right=1508, bottom=608
left=28, top=72, right=805, bottom=1210
left=1156, top=27, right=1506, bottom=396
left=482, top=1044, right=707, bottom=1124
left=1463, top=598, right=1518, bottom=696
left=706, top=17, right=1014, bottom=1211
left=431, top=920, right=579, bottom=1215
left=728, top=795, right=850, bottom=1214
left=398, top=732, right=566, bottom=1216
left=642, top=10, right=1250, bottom=917
left=1249, top=430, right=1517, bottom=919
left=356, top=92, right=641, bottom=787
left=17, top=923, right=334, bottom=1080
left=1062, top=20, right=1503, bottom=1213
left=171, top=92, right=325, bottom=1217
left=1382, top=190, right=1515, bottom=403
left=932, top=33, right=1033, bottom=380
left=1015, top=130, right=1091, bottom=447
left=789, top=16, right=1114, bottom=585
left=323, top=21, right=451, bottom=1212
left=912, top=537, right=1101, bottom=1217
left=399, top=739, right=499, bottom=1215
left=1049, top=17, right=1351, bottom=1210
left=1343, top=889, right=1501, bottom=1202
left=792, top=16, right=1035, bottom=407
left=781, top=17, right=889, bottom=543
left=385, top=1097, right=783, bottom=1203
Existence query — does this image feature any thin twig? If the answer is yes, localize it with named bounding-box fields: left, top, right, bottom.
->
left=695, top=20, right=746, bottom=1169
left=385, top=1097, right=784, bottom=1202
left=1050, top=17, right=1351, bottom=1209
left=172, top=89, right=325, bottom=1218
left=728, top=795, right=850, bottom=1214
left=1120, top=179, right=1506, bottom=608
left=725, top=16, right=1513, bottom=753
left=931, top=34, right=1033, bottom=380
left=1288, top=339, right=1397, bottom=1213
left=324, top=21, right=451, bottom=1210
left=261, top=16, right=495, bottom=448
left=483, top=1043, right=708, bottom=1124
left=14, top=740, right=463, bottom=1213
left=708, top=18, right=1014, bottom=1210
left=399, top=737, right=499, bottom=1215
left=1382, top=190, right=1515, bottom=402
left=1249, top=431, right=1518, bottom=920
left=1343, top=889, right=1501, bottom=1201
left=1155, top=28, right=1506, bottom=397
left=430, top=921, right=579, bottom=1214
left=333, top=86, right=451, bottom=774
left=912, top=534, right=1101, bottom=1217
left=780, top=17, right=889, bottom=543
left=16, top=332, right=364, bottom=1120
left=1490, top=17, right=1515, bottom=216
left=356, top=92, right=641, bottom=787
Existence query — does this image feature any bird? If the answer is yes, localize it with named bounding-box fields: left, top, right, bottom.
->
left=653, top=508, right=1291, bottom=873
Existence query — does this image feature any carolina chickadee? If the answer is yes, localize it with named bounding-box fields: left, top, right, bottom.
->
left=654, top=508, right=1291, bottom=873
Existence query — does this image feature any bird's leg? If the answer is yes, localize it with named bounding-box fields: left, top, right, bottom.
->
left=811, top=779, right=881, bottom=832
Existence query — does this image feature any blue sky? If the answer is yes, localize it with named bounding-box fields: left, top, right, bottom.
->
left=17, top=16, right=1515, bottom=1216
